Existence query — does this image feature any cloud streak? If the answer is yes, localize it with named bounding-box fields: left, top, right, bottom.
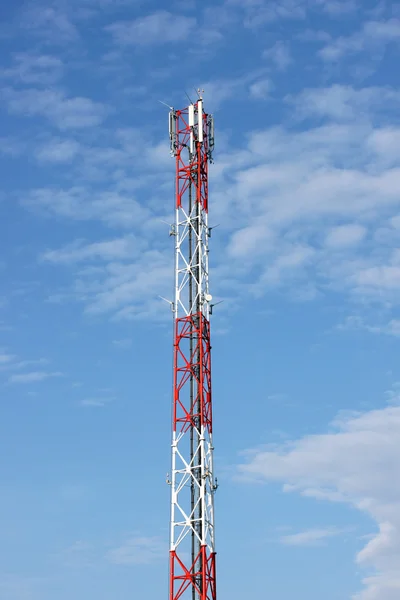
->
left=106, top=535, right=166, bottom=565
left=280, top=527, right=348, bottom=546
left=0, top=53, right=63, bottom=85
left=238, top=403, right=400, bottom=599
left=9, top=371, right=63, bottom=384
left=106, top=11, right=196, bottom=45
left=3, top=87, right=109, bottom=129
left=24, top=82, right=400, bottom=326
left=41, top=236, right=144, bottom=264
left=320, top=19, right=400, bottom=61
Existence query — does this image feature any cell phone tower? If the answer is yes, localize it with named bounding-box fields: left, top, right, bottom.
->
left=167, top=94, right=217, bottom=600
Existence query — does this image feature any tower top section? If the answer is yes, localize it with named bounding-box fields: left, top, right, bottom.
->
left=168, top=97, right=215, bottom=161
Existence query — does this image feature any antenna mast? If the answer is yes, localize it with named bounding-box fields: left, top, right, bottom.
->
left=167, top=96, right=217, bottom=600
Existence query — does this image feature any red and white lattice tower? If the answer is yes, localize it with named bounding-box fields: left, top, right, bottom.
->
left=167, top=96, right=217, bottom=600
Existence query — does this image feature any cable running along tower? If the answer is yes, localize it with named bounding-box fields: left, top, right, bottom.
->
left=168, top=96, right=217, bottom=600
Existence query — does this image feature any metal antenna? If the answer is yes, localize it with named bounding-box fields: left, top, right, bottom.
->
left=208, top=224, right=220, bottom=237
left=185, top=90, right=194, bottom=105
left=210, top=300, right=223, bottom=316
left=194, top=87, right=204, bottom=99
left=158, top=295, right=175, bottom=313
left=159, top=99, right=173, bottom=110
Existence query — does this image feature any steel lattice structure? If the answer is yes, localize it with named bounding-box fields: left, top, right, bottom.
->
left=168, top=96, right=217, bottom=600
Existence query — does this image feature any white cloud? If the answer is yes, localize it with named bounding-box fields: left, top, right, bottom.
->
left=199, top=78, right=241, bottom=111
left=325, top=224, right=367, bottom=248
left=21, top=4, right=79, bottom=42
left=290, top=85, right=400, bottom=121
left=0, top=354, right=49, bottom=373
left=226, top=0, right=307, bottom=27
left=3, top=87, right=108, bottom=129
left=106, top=11, right=195, bottom=45
left=24, top=187, right=150, bottom=229
left=40, top=234, right=170, bottom=319
left=107, top=536, right=166, bottom=565
left=263, top=41, right=292, bottom=70
left=9, top=371, right=63, bottom=384
left=256, top=244, right=315, bottom=289
left=339, top=316, right=400, bottom=338
left=0, top=53, right=63, bottom=85
left=378, top=320, right=400, bottom=337
left=314, top=0, right=358, bottom=15
left=230, top=0, right=356, bottom=27
left=77, top=249, right=171, bottom=318
left=11, top=358, right=49, bottom=370
left=367, top=128, right=400, bottom=167
left=200, top=69, right=269, bottom=110
left=297, top=29, right=332, bottom=43
left=72, top=0, right=137, bottom=6
left=280, top=527, right=346, bottom=546
left=249, top=79, right=273, bottom=100
left=237, top=403, right=400, bottom=599
left=0, top=137, right=23, bottom=158
left=0, top=574, right=46, bottom=600
left=0, top=351, right=16, bottom=364
left=112, top=338, right=132, bottom=349
left=60, top=541, right=95, bottom=568
left=205, top=84, right=400, bottom=311
left=25, top=84, right=400, bottom=321
left=35, top=139, right=80, bottom=163
left=41, top=236, right=143, bottom=264
left=320, top=19, right=400, bottom=61
left=80, top=397, right=114, bottom=407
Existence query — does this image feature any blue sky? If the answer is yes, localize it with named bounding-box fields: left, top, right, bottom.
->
left=1, top=0, right=400, bottom=598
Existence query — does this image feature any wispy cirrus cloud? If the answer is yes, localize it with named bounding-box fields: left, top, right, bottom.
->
left=59, top=533, right=166, bottom=568
left=237, top=402, right=400, bottom=599
left=0, top=573, right=48, bottom=600
left=0, top=352, right=49, bottom=373
left=249, top=79, right=273, bottom=100
left=80, top=396, right=115, bottom=407
left=338, top=316, right=400, bottom=338
left=3, top=87, right=109, bottom=129
left=24, top=187, right=151, bottom=228
left=38, top=234, right=170, bottom=320
left=263, top=41, right=292, bottom=70
left=0, top=53, right=63, bottom=85
left=199, top=69, right=270, bottom=111
left=226, top=0, right=355, bottom=28
left=9, top=358, right=49, bottom=371
left=112, top=338, right=132, bottom=349
left=314, top=0, right=358, bottom=15
left=26, top=82, right=400, bottom=327
left=9, top=371, right=63, bottom=384
left=289, top=85, right=400, bottom=122
left=196, top=83, right=400, bottom=328
left=0, top=136, right=23, bottom=157
left=60, top=541, right=96, bottom=568
left=21, top=3, right=79, bottom=42
left=76, top=248, right=171, bottom=319
left=41, top=235, right=144, bottom=264
left=324, top=224, right=367, bottom=248
left=35, top=138, right=81, bottom=163
left=106, top=11, right=196, bottom=45
left=319, top=19, right=400, bottom=61
left=0, top=351, right=16, bottom=365
left=106, top=535, right=166, bottom=565
left=280, top=527, right=348, bottom=546
left=226, top=0, right=307, bottom=27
